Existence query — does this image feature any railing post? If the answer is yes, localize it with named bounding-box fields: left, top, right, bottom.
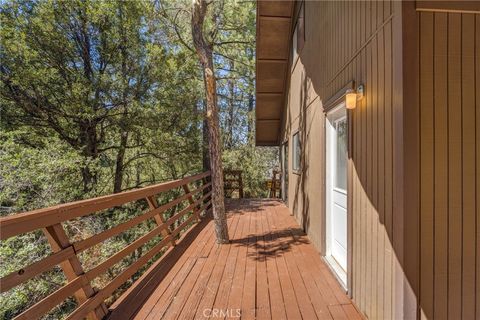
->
left=238, top=171, right=244, bottom=198
left=146, top=196, right=176, bottom=247
left=43, top=224, right=107, bottom=320
left=202, top=175, right=212, bottom=214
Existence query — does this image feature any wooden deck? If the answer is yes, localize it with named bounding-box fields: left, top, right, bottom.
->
left=112, top=199, right=362, bottom=320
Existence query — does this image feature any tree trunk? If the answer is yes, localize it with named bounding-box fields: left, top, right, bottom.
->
left=202, top=100, right=210, bottom=173
left=192, top=0, right=229, bottom=244
left=113, top=130, right=128, bottom=193
left=80, top=121, right=99, bottom=194
left=114, top=4, right=129, bottom=194
left=247, top=89, right=254, bottom=144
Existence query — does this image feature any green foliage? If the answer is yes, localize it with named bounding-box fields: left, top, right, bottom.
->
left=0, top=130, right=85, bottom=211
left=0, top=0, right=277, bottom=318
left=223, top=144, right=279, bottom=198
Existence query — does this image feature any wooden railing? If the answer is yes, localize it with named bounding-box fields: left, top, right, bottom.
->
left=223, top=169, right=244, bottom=198
left=0, top=171, right=212, bottom=320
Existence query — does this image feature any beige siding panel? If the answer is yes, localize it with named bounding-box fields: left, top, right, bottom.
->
left=383, top=20, right=393, bottom=320
left=461, top=13, right=476, bottom=320
left=366, top=1, right=371, bottom=42
left=280, top=1, right=401, bottom=319
left=365, top=40, right=372, bottom=319
left=418, top=10, right=480, bottom=320
left=376, top=27, right=386, bottom=320
left=447, top=13, right=463, bottom=320
left=420, top=12, right=435, bottom=320
left=371, top=35, right=379, bottom=320
left=360, top=46, right=367, bottom=315
left=384, top=0, right=391, bottom=18
left=351, top=52, right=357, bottom=307
left=433, top=12, right=448, bottom=320
left=476, top=15, right=480, bottom=320
left=448, top=14, right=462, bottom=319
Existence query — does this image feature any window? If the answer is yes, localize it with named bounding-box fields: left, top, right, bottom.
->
left=335, top=118, right=347, bottom=190
left=291, top=24, right=298, bottom=64
left=296, top=2, right=305, bottom=53
left=292, top=132, right=301, bottom=172
left=291, top=2, right=305, bottom=66
left=282, top=141, right=289, bottom=202
left=283, top=141, right=289, bottom=176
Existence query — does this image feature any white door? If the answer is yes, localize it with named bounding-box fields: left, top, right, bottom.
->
left=326, top=103, right=348, bottom=282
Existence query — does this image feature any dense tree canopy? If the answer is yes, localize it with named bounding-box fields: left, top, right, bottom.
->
left=0, top=0, right=278, bottom=318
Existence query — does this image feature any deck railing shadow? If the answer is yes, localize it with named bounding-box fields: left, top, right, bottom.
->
left=225, top=198, right=280, bottom=212
left=0, top=171, right=213, bottom=320
left=230, top=227, right=310, bottom=261
left=108, top=214, right=213, bottom=319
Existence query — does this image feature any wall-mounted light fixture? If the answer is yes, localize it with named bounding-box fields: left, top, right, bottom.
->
left=345, top=84, right=364, bottom=110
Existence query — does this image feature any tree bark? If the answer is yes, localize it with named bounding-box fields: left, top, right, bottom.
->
left=202, top=99, right=210, bottom=173
left=79, top=121, right=99, bottom=193
left=114, top=4, right=129, bottom=194
left=247, top=89, right=254, bottom=144
left=192, top=0, right=229, bottom=244
left=113, top=130, right=128, bottom=193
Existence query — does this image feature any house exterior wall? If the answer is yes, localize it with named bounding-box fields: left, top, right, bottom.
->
left=417, top=10, right=480, bottom=320
left=279, top=1, right=404, bottom=319
left=279, top=1, right=480, bottom=319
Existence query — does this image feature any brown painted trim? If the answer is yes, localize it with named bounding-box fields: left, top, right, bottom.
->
left=275, top=2, right=296, bottom=146
left=256, top=119, right=281, bottom=123
left=290, top=1, right=305, bottom=74
left=258, top=15, right=291, bottom=22
left=255, top=1, right=294, bottom=146
left=392, top=1, right=408, bottom=318
left=323, top=81, right=355, bottom=113
left=255, top=141, right=279, bottom=147
left=257, top=92, right=283, bottom=97
left=255, top=91, right=284, bottom=95
left=320, top=110, right=327, bottom=256
left=347, top=108, right=354, bottom=298
left=292, top=0, right=304, bottom=23
left=416, top=1, right=480, bottom=13
left=396, top=1, right=420, bottom=319
left=257, top=58, right=288, bottom=63
left=277, top=3, right=296, bottom=145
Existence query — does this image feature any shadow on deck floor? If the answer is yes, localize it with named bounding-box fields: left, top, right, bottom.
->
left=109, top=199, right=363, bottom=320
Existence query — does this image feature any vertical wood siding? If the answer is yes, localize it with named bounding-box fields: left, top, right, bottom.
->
left=419, top=11, right=480, bottom=320
left=281, top=1, right=398, bottom=319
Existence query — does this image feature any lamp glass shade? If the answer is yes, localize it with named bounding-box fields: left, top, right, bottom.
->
left=345, top=91, right=357, bottom=109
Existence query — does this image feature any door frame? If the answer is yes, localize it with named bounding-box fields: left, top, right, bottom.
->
left=323, top=101, right=352, bottom=293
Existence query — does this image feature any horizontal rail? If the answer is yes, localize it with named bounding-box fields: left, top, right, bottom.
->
left=14, top=275, right=89, bottom=320
left=1, top=246, right=75, bottom=293
left=170, top=200, right=212, bottom=239
left=73, top=183, right=211, bottom=253
left=1, top=171, right=213, bottom=320
left=65, top=235, right=176, bottom=320
left=172, top=214, right=197, bottom=237
left=165, top=191, right=212, bottom=226
left=0, top=171, right=210, bottom=240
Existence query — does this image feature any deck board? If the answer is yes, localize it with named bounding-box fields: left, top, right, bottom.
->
left=121, top=199, right=363, bottom=320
